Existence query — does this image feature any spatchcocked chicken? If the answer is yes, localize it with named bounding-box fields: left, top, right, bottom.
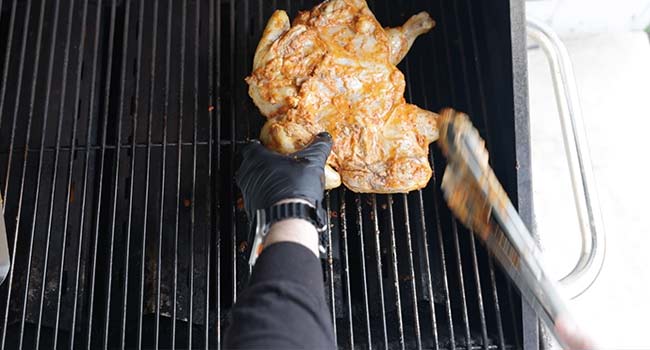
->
left=246, top=0, right=438, bottom=193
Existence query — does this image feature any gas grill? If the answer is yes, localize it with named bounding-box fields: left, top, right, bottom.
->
left=0, top=0, right=534, bottom=348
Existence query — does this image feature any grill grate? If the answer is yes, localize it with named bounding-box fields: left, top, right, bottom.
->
left=0, top=0, right=524, bottom=349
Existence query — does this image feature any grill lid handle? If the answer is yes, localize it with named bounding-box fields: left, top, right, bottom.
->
left=526, top=17, right=606, bottom=300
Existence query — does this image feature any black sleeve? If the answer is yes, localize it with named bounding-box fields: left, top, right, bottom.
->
left=223, top=242, right=336, bottom=349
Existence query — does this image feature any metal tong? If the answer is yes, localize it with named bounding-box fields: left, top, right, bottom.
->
left=0, top=195, right=9, bottom=285
left=438, top=108, right=590, bottom=349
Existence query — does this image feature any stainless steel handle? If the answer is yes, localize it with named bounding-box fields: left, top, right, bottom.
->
left=526, top=18, right=606, bottom=299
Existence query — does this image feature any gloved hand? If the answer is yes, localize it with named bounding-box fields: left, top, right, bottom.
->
left=235, top=132, right=333, bottom=220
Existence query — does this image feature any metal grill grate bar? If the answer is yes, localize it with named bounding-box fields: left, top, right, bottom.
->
left=102, top=0, right=132, bottom=346
left=0, top=1, right=18, bottom=177
left=228, top=0, right=237, bottom=307
left=0, top=1, right=30, bottom=346
left=55, top=0, right=90, bottom=347
left=155, top=1, right=173, bottom=346
left=339, top=189, right=354, bottom=349
left=371, top=195, right=388, bottom=348
left=354, top=193, right=373, bottom=348
left=489, top=258, right=507, bottom=350
left=430, top=150, right=456, bottom=350
left=0, top=0, right=24, bottom=210
left=459, top=0, right=493, bottom=148
left=507, top=283, right=522, bottom=348
left=413, top=58, right=442, bottom=350
left=405, top=193, right=423, bottom=349
left=207, top=0, right=215, bottom=346
left=403, top=56, right=428, bottom=350
left=86, top=1, right=118, bottom=348
left=416, top=188, right=441, bottom=350
left=121, top=0, right=145, bottom=347
left=170, top=0, right=187, bottom=346
left=35, top=0, right=74, bottom=347
left=386, top=194, right=405, bottom=349
left=0, top=1, right=19, bottom=200
left=242, top=0, right=251, bottom=140
left=15, top=0, right=50, bottom=347
left=381, top=5, right=409, bottom=347
left=325, top=193, right=337, bottom=343
left=71, top=0, right=103, bottom=347
left=137, top=0, right=159, bottom=347
left=211, top=0, right=222, bottom=347
left=470, top=233, right=490, bottom=350
left=188, top=0, right=201, bottom=346
left=452, top=222, right=473, bottom=347
left=31, top=0, right=64, bottom=346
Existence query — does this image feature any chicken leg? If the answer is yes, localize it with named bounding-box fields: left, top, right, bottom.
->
left=385, top=12, right=436, bottom=65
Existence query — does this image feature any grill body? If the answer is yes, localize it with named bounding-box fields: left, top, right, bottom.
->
left=0, top=0, right=529, bottom=348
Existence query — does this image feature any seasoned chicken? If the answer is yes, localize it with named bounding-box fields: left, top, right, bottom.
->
left=246, top=0, right=438, bottom=193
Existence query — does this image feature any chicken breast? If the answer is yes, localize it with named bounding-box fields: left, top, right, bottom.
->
left=246, top=0, right=438, bottom=193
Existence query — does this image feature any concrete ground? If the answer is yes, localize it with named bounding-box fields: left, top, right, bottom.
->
left=527, top=31, right=650, bottom=349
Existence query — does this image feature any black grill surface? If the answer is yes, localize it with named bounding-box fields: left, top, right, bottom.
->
left=0, top=0, right=524, bottom=349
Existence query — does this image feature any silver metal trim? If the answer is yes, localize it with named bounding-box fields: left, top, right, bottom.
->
left=248, top=209, right=268, bottom=267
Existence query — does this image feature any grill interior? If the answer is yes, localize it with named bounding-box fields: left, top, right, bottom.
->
left=0, top=0, right=524, bottom=349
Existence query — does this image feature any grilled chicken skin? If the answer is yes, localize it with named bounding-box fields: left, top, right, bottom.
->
left=246, top=0, right=438, bottom=193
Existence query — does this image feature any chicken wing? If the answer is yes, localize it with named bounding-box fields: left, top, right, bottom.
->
left=246, top=0, right=438, bottom=193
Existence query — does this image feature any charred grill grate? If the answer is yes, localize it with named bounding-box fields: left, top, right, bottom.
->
left=0, top=0, right=524, bottom=348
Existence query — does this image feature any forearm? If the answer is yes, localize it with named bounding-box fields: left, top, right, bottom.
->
left=223, top=241, right=334, bottom=349
left=264, top=198, right=320, bottom=257
left=265, top=219, right=319, bottom=255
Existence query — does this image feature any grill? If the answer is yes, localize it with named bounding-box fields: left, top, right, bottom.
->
left=0, top=0, right=530, bottom=349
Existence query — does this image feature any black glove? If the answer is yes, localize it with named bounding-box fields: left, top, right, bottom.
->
left=235, top=132, right=333, bottom=220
